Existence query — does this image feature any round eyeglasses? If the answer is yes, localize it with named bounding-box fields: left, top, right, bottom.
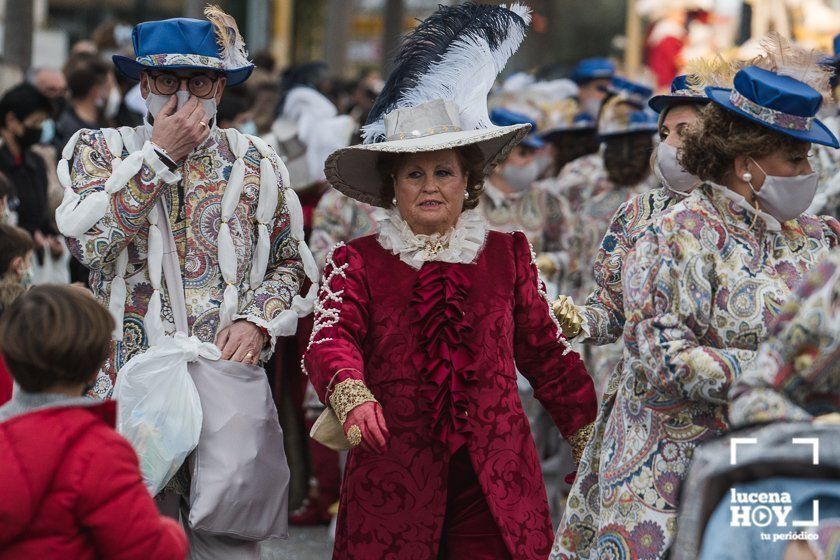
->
left=150, top=72, right=220, bottom=98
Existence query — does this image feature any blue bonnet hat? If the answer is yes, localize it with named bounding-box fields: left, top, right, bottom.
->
left=607, top=76, right=654, bottom=107
left=597, top=76, right=657, bottom=137
left=705, top=65, right=838, bottom=148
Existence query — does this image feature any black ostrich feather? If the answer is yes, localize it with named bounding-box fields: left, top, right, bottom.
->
left=363, top=2, right=529, bottom=143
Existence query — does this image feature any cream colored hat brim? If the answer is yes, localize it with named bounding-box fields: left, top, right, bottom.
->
left=324, top=123, right=531, bottom=207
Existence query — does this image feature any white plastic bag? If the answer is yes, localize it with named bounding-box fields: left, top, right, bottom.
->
left=113, top=333, right=218, bottom=495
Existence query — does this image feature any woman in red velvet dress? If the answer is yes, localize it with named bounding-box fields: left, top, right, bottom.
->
left=302, top=4, right=597, bottom=559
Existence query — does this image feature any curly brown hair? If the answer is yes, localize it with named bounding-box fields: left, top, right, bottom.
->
left=377, top=144, right=486, bottom=211
left=679, top=103, right=808, bottom=184
left=603, top=132, right=654, bottom=186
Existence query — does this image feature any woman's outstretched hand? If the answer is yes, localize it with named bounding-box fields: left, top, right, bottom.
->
left=344, top=401, right=390, bottom=454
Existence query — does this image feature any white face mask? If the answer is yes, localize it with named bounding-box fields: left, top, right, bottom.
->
left=747, top=158, right=819, bottom=223
left=145, top=89, right=218, bottom=123
left=653, top=142, right=699, bottom=194
left=39, top=119, right=55, bottom=145
left=500, top=160, right=540, bottom=190
left=19, top=265, right=33, bottom=287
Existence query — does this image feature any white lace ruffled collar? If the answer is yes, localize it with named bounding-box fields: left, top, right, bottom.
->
left=374, top=208, right=488, bottom=269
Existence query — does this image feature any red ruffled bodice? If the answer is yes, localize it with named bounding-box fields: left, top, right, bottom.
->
left=411, top=262, right=477, bottom=453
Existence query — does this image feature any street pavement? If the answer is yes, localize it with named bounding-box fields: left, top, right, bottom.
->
left=261, top=526, right=333, bottom=559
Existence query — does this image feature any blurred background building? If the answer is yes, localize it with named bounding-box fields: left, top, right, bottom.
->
left=3, top=0, right=840, bottom=89
left=0, top=0, right=628, bottom=78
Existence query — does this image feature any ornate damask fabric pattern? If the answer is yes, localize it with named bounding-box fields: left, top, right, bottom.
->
left=552, top=183, right=840, bottom=560
left=66, top=127, right=304, bottom=397
left=730, top=248, right=840, bottom=427
left=304, top=231, right=596, bottom=560
left=309, top=187, right=377, bottom=270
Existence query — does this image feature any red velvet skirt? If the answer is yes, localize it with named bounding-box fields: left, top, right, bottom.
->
left=438, top=448, right=512, bottom=560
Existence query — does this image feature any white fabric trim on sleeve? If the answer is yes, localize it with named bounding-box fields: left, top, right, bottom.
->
left=241, top=133, right=318, bottom=337
left=215, top=129, right=250, bottom=332
left=55, top=133, right=179, bottom=237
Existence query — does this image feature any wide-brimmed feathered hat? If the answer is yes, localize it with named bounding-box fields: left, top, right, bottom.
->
left=112, top=5, right=253, bottom=87
left=324, top=3, right=532, bottom=207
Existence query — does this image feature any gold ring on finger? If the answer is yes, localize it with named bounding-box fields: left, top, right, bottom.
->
left=347, top=424, right=362, bottom=447
left=199, top=121, right=208, bottom=128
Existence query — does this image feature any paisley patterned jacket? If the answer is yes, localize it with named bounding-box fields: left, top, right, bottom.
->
left=581, top=187, right=679, bottom=345
left=63, top=126, right=305, bottom=398
left=552, top=183, right=840, bottom=560
left=730, top=247, right=840, bottom=427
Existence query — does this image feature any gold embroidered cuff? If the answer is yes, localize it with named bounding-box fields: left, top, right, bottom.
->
left=568, top=422, right=595, bottom=464
left=329, top=379, right=377, bottom=424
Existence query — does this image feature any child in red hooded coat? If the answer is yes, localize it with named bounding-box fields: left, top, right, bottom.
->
left=0, top=285, right=187, bottom=560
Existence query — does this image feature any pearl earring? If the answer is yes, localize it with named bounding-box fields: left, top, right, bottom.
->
left=742, top=171, right=752, bottom=183
left=391, top=197, right=397, bottom=206
left=464, top=191, right=470, bottom=200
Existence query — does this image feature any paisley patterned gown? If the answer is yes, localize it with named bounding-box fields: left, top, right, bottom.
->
left=729, top=247, right=840, bottom=427
left=569, top=175, right=660, bottom=395
left=551, top=183, right=840, bottom=559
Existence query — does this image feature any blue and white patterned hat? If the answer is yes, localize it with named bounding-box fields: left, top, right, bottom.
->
left=706, top=66, right=838, bottom=148
left=112, top=7, right=253, bottom=87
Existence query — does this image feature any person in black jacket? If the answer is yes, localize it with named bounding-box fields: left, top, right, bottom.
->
left=0, top=83, right=54, bottom=240
left=0, top=83, right=87, bottom=284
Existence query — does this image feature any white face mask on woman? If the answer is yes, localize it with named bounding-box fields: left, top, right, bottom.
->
left=145, top=90, right=218, bottom=122
left=500, top=160, right=541, bottom=191
left=653, top=142, right=699, bottom=194
left=746, top=158, right=819, bottom=222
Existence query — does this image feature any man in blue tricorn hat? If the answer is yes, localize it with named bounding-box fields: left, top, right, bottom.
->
left=54, top=5, right=319, bottom=558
